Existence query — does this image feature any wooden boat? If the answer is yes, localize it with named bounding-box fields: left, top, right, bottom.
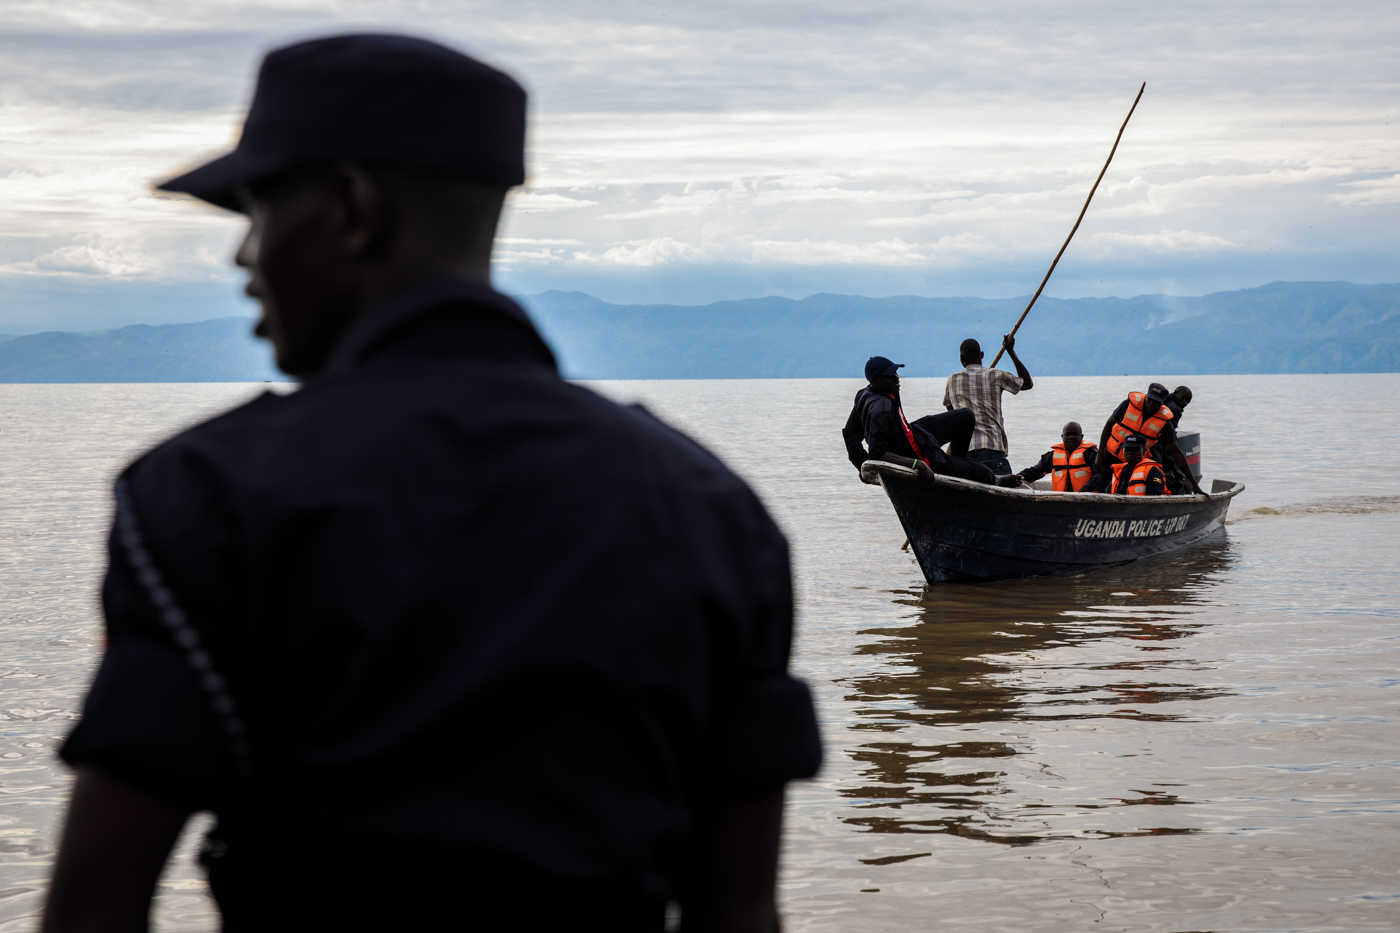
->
left=860, top=458, right=1244, bottom=583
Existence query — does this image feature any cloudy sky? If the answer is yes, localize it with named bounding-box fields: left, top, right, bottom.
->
left=1, top=0, right=1397, bottom=332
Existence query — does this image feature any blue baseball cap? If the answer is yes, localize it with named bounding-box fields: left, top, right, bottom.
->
left=1121, top=433, right=1147, bottom=450
left=865, top=356, right=904, bottom=380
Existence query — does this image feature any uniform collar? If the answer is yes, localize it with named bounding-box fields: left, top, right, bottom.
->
left=319, top=277, right=556, bottom=379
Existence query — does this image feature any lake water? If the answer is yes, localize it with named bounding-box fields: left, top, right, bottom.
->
left=0, top=374, right=1397, bottom=931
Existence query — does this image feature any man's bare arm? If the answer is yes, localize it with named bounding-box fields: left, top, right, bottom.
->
left=1161, top=439, right=1205, bottom=495
left=1002, top=335, right=1033, bottom=391
left=43, top=766, right=191, bottom=933
left=683, top=788, right=784, bottom=933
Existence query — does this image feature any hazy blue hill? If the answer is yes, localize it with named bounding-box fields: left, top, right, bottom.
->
left=520, top=281, right=1400, bottom=378
left=0, top=281, right=1392, bottom=382
left=0, top=317, right=281, bottom=383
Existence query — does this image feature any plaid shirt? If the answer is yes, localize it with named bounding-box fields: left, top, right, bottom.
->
left=942, top=363, right=1023, bottom=454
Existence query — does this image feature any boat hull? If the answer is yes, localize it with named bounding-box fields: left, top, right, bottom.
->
left=861, top=462, right=1244, bottom=583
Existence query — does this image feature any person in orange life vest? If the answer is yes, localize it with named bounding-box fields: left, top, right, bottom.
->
left=1086, top=433, right=1167, bottom=495
left=1012, top=421, right=1099, bottom=491
left=1094, top=382, right=1203, bottom=495
left=842, top=356, right=1019, bottom=486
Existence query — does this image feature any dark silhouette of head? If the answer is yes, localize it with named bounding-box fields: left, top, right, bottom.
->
left=233, top=166, right=508, bottom=376
left=959, top=338, right=983, bottom=366
left=1172, top=385, right=1193, bottom=409
left=865, top=356, right=903, bottom=395
left=156, top=34, right=525, bottom=377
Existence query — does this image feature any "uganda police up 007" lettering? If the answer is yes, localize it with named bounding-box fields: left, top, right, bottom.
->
left=1073, top=515, right=1191, bottom=539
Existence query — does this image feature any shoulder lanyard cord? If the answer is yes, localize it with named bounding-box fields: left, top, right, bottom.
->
left=113, top=478, right=251, bottom=780
left=887, top=395, right=928, bottom=465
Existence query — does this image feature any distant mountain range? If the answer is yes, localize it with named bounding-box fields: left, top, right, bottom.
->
left=0, top=316, right=281, bottom=383
left=0, top=281, right=1393, bottom=382
left=522, top=281, right=1400, bottom=378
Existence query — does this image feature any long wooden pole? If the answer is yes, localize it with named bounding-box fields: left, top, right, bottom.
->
left=990, top=82, right=1145, bottom=369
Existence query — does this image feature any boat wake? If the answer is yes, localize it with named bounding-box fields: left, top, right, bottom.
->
left=1228, top=495, right=1400, bottom=523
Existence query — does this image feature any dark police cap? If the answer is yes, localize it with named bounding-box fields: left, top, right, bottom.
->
left=1121, top=433, right=1148, bottom=449
left=865, top=356, right=904, bottom=380
left=158, top=34, right=526, bottom=212
left=1146, top=382, right=1170, bottom=402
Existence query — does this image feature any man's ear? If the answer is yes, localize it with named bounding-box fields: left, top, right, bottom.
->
left=331, top=162, right=388, bottom=260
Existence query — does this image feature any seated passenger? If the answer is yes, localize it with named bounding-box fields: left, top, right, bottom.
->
left=1166, top=385, right=1192, bottom=423
left=1085, top=434, right=1167, bottom=495
left=1014, top=420, right=1098, bottom=491
left=842, top=356, right=1018, bottom=486
left=1094, top=382, right=1203, bottom=495
left=1160, top=385, right=1196, bottom=494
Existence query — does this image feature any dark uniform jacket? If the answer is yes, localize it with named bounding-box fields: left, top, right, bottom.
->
left=842, top=386, right=937, bottom=468
left=841, top=387, right=993, bottom=483
left=61, top=279, right=821, bottom=931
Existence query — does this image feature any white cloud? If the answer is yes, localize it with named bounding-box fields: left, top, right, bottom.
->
left=2, top=235, right=156, bottom=276
left=0, top=0, right=1396, bottom=317
left=576, top=237, right=707, bottom=267
left=1086, top=230, right=1237, bottom=253
left=507, top=191, right=600, bottom=212
left=1331, top=175, right=1400, bottom=206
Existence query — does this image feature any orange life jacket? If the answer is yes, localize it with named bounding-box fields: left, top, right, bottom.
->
left=1051, top=442, right=1097, bottom=492
left=1110, top=457, right=1171, bottom=496
left=1106, top=392, right=1174, bottom=459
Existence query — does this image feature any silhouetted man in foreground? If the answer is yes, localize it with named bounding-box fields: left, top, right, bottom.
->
left=44, top=35, right=819, bottom=933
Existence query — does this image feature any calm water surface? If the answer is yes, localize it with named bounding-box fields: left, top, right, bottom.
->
left=0, top=375, right=1396, bottom=931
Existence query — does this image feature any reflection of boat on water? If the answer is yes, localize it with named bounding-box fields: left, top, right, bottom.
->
left=861, top=457, right=1244, bottom=583
left=842, top=537, right=1236, bottom=845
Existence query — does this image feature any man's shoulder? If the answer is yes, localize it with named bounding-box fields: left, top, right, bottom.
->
left=949, top=366, right=1003, bottom=389
left=128, top=388, right=286, bottom=476
left=130, top=365, right=748, bottom=512
left=853, top=386, right=893, bottom=410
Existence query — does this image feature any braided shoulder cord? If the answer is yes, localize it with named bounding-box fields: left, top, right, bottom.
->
left=113, top=478, right=251, bottom=780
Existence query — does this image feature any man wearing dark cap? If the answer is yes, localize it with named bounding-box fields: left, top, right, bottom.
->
left=942, top=334, right=1034, bottom=476
left=44, top=34, right=820, bottom=933
left=841, top=356, right=1007, bottom=486
left=1084, top=434, right=1167, bottom=495
left=1094, top=381, right=1204, bottom=496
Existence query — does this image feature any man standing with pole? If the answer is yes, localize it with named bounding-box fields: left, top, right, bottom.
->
left=942, top=334, right=1034, bottom=476
left=939, top=82, right=1145, bottom=479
